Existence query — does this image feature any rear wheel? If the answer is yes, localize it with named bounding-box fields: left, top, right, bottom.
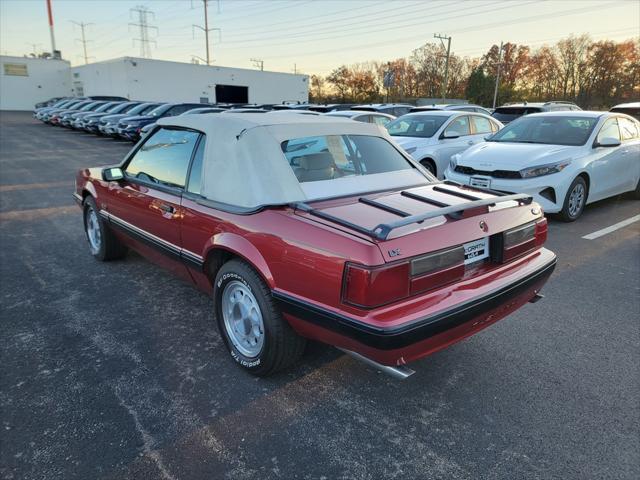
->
left=83, top=196, right=127, bottom=261
left=214, top=259, right=305, bottom=376
left=559, top=176, right=587, bottom=222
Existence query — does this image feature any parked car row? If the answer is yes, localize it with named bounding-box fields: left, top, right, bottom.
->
left=383, top=107, right=640, bottom=221
left=35, top=95, right=639, bottom=222
left=33, top=97, right=404, bottom=142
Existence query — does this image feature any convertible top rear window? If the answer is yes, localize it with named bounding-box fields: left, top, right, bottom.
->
left=282, top=135, right=414, bottom=183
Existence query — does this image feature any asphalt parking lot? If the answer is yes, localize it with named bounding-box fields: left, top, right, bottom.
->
left=1, top=110, right=638, bottom=480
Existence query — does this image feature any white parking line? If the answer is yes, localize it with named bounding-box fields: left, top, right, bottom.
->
left=582, top=215, right=640, bottom=240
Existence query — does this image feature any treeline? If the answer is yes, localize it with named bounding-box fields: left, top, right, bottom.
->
left=309, top=35, right=639, bottom=109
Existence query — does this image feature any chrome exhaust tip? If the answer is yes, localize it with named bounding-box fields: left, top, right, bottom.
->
left=529, top=292, right=545, bottom=303
left=339, top=348, right=415, bottom=380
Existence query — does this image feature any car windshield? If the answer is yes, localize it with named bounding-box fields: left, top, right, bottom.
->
left=488, top=116, right=598, bottom=146
left=80, top=102, right=101, bottom=111
left=104, top=102, right=125, bottom=112
left=386, top=115, right=448, bottom=138
left=147, top=104, right=171, bottom=117
left=610, top=107, right=640, bottom=121
left=282, top=134, right=414, bottom=183
left=95, top=103, right=116, bottom=113
left=492, top=107, right=542, bottom=122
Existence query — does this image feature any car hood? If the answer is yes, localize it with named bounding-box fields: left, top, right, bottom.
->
left=457, top=142, right=577, bottom=169
left=390, top=136, right=435, bottom=149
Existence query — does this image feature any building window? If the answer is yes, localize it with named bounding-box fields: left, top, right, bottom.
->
left=3, top=63, right=28, bottom=76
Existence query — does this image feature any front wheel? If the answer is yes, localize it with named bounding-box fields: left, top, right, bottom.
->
left=559, top=176, right=587, bottom=222
left=632, top=178, right=640, bottom=200
left=83, top=196, right=127, bottom=261
left=213, top=260, right=306, bottom=376
left=420, top=159, right=437, bottom=177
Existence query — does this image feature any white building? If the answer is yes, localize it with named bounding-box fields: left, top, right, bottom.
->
left=0, top=56, right=72, bottom=110
left=70, top=57, right=309, bottom=105
left=0, top=56, right=309, bottom=110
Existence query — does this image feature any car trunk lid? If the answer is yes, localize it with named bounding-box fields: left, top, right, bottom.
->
left=293, top=182, right=540, bottom=263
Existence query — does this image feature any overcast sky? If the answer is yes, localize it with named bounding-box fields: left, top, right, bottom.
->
left=1, top=0, right=638, bottom=75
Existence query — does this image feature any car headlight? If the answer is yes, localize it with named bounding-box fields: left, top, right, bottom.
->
left=450, top=154, right=460, bottom=170
left=404, top=147, right=417, bottom=155
left=520, top=161, right=570, bottom=178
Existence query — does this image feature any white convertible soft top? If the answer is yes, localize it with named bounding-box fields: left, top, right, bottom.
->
left=157, top=113, right=428, bottom=209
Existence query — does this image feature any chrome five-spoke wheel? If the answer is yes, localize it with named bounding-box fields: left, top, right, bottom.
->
left=85, top=206, right=102, bottom=255
left=221, top=280, right=265, bottom=358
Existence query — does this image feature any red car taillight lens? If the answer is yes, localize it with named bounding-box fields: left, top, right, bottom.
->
left=500, top=218, right=547, bottom=262
left=409, top=246, right=465, bottom=295
left=343, top=262, right=410, bottom=308
left=534, top=217, right=548, bottom=247
left=343, top=246, right=465, bottom=308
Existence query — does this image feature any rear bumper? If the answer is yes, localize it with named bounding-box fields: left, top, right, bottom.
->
left=275, top=249, right=556, bottom=365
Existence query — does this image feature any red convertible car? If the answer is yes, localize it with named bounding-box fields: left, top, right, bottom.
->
left=74, top=113, right=556, bottom=377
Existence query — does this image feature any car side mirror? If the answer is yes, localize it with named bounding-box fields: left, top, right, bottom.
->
left=102, top=167, right=124, bottom=182
left=442, top=130, right=460, bottom=139
left=595, top=137, right=621, bottom=148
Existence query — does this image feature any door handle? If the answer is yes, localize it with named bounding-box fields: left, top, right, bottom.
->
left=158, top=203, right=175, bottom=214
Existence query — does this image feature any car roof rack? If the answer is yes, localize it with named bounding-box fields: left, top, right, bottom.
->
left=543, top=100, right=576, bottom=105
left=293, top=182, right=533, bottom=241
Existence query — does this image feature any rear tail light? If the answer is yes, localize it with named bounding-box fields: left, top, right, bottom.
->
left=494, top=218, right=547, bottom=263
left=343, top=262, right=410, bottom=308
left=343, top=246, right=465, bottom=308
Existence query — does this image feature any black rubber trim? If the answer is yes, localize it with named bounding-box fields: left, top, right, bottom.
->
left=106, top=213, right=204, bottom=270
left=273, top=256, right=556, bottom=350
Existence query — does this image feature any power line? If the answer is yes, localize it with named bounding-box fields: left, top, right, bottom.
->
left=71, top=21, right=94, bottom=64
left=218, top=0, right=517, bottom=49
left=221, top=0, right=462, bottom=43
left=223, top=0, right=409, bottom=36
left=257, top=0, right=618, bottom=59
left=129, top=5, right=158, bottom=59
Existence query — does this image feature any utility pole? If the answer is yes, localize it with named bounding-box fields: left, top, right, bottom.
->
left=26, top=43, right=42, bottom=56
left=434, top=33, right=451, bottom=102
left=45, top=0, right=57, bottom=56
left=193, top=0, right=221, bottom=65
left=129, top=5, right=157, bottom=59
left=492, top=41, right=504, bottom=109
left=71, top=21, right=93, bottom=64
left=251, top=58, right=264, bottom=71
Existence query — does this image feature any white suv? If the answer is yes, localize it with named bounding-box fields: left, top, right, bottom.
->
left=386, top=110, right=503, bottom=178
left=445, top=111, right=640, bottom=221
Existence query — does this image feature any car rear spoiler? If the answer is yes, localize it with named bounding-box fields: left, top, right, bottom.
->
left=293, top=182, right=533, bottom=241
